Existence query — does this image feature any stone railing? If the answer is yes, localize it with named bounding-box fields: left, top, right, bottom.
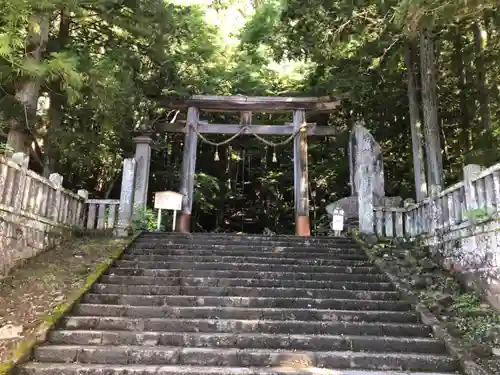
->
left=373, top=207, right=407, bottom=238
left=82, top=157, right=139, bottom=237
left=373, top=162, right=500, bottom=310
left=0, top=153, right=87, bottom=277
left=84, top=199, right=120, bottom=231
left=374, top=163, right=500, bottom=239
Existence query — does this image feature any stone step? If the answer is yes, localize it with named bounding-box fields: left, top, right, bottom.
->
left=74, top=304, right=419, bottom=323
left=91, top=284, right=401, bottom=300
left=105, top=268, right=388, bottom=282
left=82, top=294, right=411, bottom=311
left=14, top=233, right=459, bottom=375
left=140, top=233, right=352, bottom=241
left=114, top=260, right=380, bottom=274
left=48, top=330, right=445, bottom=354
left=126, top=249, right=369, bottom=260
left=121, top=254, right=373, bottom=266
left=136, top=234, right=356, bottom=245
left=61, top=317, right=432, bottom=337
left=17, top=363, right=461, bottom=375
left=99, top=275, right=395, bottom=290
left=129, top=244, right=363, bottom=253
left=131, top=243, right=359, bottom=250
left=32, top=345, right=457, bottom=372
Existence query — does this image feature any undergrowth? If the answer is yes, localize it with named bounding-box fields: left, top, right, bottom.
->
left=368, top=242, right=500, bottom=350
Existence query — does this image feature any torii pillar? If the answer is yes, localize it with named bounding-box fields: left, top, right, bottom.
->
left=293, top=109, right=310, bottom=236
left=177, top=107, right=199, bottom=232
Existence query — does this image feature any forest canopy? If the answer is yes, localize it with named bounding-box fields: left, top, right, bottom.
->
left=0, top=0, right=499, bottom=233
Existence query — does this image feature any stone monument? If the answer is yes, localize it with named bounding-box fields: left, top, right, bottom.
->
left=326, top=121, right=401, bottom=234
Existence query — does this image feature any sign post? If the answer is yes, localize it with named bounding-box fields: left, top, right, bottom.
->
left=157, top=208, right=162, bottom=231
left=154, top=191, right=183, bottom=232
left=330, top=207, right=345, bottom=237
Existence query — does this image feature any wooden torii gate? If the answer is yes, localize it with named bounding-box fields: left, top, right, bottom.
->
left=159, top=95, right=341, bottom=236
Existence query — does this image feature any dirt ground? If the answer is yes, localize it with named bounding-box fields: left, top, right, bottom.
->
left=0, top=236, right=130, bottom=364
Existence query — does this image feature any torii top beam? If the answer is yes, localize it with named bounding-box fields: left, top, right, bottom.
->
left=163, top=95, right=342, bottom=113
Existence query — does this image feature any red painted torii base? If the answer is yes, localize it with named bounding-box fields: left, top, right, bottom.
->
left=295, top=216, right=311, bottom=237
left=176, top=213, right=191, bottom=233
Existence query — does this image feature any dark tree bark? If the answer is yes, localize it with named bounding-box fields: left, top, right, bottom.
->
left=405, top=40, right=427, bottom=201
left=420, top=27, right=444, bottom=192
left=43, top=9, right=71, bottom=176
left=453, top=28, right=472, bottom=154
left=7, top=13, right=50, bottom=157
left=473, top=20, right=492, bottom=131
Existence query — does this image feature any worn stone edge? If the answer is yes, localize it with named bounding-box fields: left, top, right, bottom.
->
left=0, top=232, right=143, bottom=375
left=352, top=234, right=493, bottom=375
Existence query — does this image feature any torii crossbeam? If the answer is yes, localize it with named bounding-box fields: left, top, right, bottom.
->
left=158, top=95, right=342, bottom=236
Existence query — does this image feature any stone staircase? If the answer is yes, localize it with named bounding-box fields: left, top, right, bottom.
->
left=17, top=233, right=461, bottom=375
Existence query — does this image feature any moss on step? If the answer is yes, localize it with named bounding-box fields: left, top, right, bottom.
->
left=353, top=232, right=500, bottom=374
left=0, top=233, right=141, bottom=375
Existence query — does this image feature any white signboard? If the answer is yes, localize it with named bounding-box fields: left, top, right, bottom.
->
left=330, top=207, right=345, bottom=232
left=154, top=191, right=183, bottom=211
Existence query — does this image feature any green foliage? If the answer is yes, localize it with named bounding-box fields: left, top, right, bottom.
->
left=131, top=205, right=157, bottom=233
left=0, top=142, right=13, bottom=154
left=1, top=0, right=500, bottom=235
left=464, top=208, right=490, bottom=221
left=194, top=172, right=220, bottom=213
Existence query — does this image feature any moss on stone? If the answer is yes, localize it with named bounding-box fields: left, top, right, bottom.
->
left=0, top=362, right=13, bottom=375
left=0, top=337, right=38, bottom=375
left=355, top=233, right=500, bottom=370
left=0, top=232, right=141, bottom=375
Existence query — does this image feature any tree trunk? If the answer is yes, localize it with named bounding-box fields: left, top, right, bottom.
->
left=419, top=27, right=443, bottom=192
left=7, top=13, right=50, bottom=157
left=44, top=9, right=71, bottom=176
left=404, top=41, right=427, bottom=202
left=453, top=28, right=472, bottom=155
left=473, top=20, right=492, bottom=131
left=104, top=174, right=119, bottom=198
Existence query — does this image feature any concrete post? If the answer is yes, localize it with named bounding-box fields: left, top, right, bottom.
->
left=114, top=158, right=137, bottom=237
left=49, top=173, right=64, bottom=224
left=77, top=189, right=89, bottom=229
left=11, top=152, right=28, bottom=213
left=11, top=152, right=29, bottom=168
left=462, top=164, right=482, bottom=263
left=133, top=134, right=153, bottom=209
left=464, top=164, right=482, bottom=213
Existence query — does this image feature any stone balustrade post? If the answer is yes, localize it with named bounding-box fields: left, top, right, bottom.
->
left=464, top=164, right=482, bottom=214
left=375, top=209, right=383, bottom=237
left=461, top=164, right=482, bottom=258
left=11, top=152, right=28, bottom=213
left=492, top=170, right=500, bottom=210
left=77, top=189, right=89, bottom=229
left=49, top=173, right=64, bottom=224
left=11, top=152, right=29, bottom=168
left=394, top=209, right=404, bottom=238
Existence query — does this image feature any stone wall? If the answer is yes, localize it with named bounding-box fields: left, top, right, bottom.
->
left=0, top=154, right=87, bottom=278
left=436, top=216, right=500, bottom=311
